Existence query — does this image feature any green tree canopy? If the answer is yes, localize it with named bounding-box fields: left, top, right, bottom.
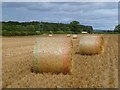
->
left=69, top=20, right=82, bottom=34
left=114, top=25, right=120, bottom=33
left=70, top=20, right=80, bottom=25
left=2, top=21, right=94, bottom=36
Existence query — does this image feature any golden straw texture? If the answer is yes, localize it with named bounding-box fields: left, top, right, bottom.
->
left=33, top=37, right=73, bottom=74
left=79, top=35, right=104, bottom=55
left=72, top=35, right=78, bottom=39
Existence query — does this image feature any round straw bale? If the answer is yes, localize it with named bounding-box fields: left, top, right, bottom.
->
left=72, top=34, right=78, bottom=39
left=79, top=35, right=104, bottom=55
left=67, top=34, right=71, bottom=37
left=32, top=37, right=73, bottom=74
left=49, top=34, right=52, bottom=37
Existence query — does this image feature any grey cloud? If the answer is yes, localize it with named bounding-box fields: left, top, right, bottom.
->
left=2, top=2, right=118, bottom=30
left=2, top=2, right=29, bottom=8
left=27, top=2, right=59, bottom=12
left=2, top=2, right=118, bottom=13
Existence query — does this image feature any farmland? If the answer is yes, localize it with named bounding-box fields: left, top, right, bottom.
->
left=2, top=34, right=118, bottom=88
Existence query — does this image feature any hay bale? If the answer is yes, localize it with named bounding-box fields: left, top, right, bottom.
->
left=49, top=34, right=52, bottom=37
left=79, top=35, right=104, bottom=55
left=67, top=34, right=71, bottom=37
left=72, top=34, right=77, bottom=39
left=32, top=37, right=73, bottom=74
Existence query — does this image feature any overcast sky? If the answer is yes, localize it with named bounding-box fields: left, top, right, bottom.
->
left=2, top=2, right=118, bottom=30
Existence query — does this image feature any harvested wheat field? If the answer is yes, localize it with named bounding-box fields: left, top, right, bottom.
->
left=2, top=34, right=118, bottom=88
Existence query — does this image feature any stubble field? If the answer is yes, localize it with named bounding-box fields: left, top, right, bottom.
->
left=2, top=34, right=118, bottom=88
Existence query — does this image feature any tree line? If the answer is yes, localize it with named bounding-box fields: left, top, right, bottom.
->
left=114, top=24, right=120, bottom=33
left=2, top=21, right=93, bottom=36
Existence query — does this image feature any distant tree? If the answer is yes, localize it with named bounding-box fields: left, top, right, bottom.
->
left=49, top=31, right=53, bottom=34
left=66, top=27, right=71, bottom=34
left=26, top=25, right=35, bottom=31
left=15, top=25, right=22, bottom=31
left=114, top=25, right=120, bottom=33
left=69, top=20, right=81, bottom=34
left=70, top=20, right=80, bottom=25
left=87, top=26, right=94, bottom=33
